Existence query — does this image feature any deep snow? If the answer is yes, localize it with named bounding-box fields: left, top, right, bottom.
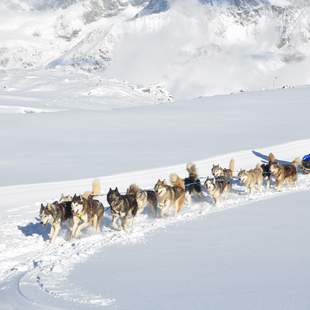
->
left=70, top=191, right=310, bottom=310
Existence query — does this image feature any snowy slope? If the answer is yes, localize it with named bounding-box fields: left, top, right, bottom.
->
left=0, top=139, right=309, bottom=309
left=0, top=81, right=310, bottom=308
left=0, top=83, right=309, bottom=187
left=72, top=191, right=310, bottom=310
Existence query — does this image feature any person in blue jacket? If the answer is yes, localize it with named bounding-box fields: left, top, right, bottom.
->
left=302, top=154, right=310, bottom=173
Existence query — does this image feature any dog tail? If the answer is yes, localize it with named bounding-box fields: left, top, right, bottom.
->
left=291, top=157, right=301, bottom=167
left=127, top=184, right=140, bottom=197
left=256, top=163, right=263, bottom=172
left=92, top=179, right=101, bottom=196
left=186, top=162, right=198, bottom=178
left=170, top=173, right=185, bottom=190
left=268, top=153, right=276, bottom=164
left=229, top=159, right=235, bottom=175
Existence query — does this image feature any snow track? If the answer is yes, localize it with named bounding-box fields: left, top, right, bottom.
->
left=0, top=139, right=309, bottom=308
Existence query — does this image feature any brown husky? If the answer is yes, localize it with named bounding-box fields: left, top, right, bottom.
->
left=71, top=194, right=104, bottom=239
left=154, top=174, right=185, bottom=217
left=270, top=159, right=299, bottom=190
left=238, top=164, right=263, bottom=193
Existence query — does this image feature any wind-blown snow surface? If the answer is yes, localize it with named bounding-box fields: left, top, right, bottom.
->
left=1, top=0, right=310, bottom=98
left=0, top=82, right=310, bottom=308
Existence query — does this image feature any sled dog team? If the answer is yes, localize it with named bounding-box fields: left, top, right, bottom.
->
left=40, top=153, right=301, bottom=242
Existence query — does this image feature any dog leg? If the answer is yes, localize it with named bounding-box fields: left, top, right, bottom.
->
left=51, top=223, right=61, bottom=243
left=213, top=197, right=217, bottom=205
left=186, top=192, right=192, bottom=207
left=122, top=215, right=131, bottom=232
left=175, top=196, right=185, bottom=214
left=49, top=225, right=55, bottom=241
left=248, top=185, right=253, bottom=194
left=130, top=215, right=135, bottom=231
left=71, top=217, right=80, bottom=239
left=258, top=179, right=263, bottom=192
left=150, top=204, right=157, bottom=218
left=266, top=178, right=270, bottom=190
left=174, top=205, right=178, bottom=216
left=158, top=203, right=166, bottom=217
left=158, top=207, right=164, bottom=218
left=75, top=222, right=89, bottom=238
left=92, top=215, right=98, bottom=232
left=275, top=179, right=281, bottom=191
left=97, top=214, right=103, bottom=233
left=112, top=215, right=120, bottom=230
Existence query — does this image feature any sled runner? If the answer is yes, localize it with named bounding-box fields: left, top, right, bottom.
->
left=302, top=154, right=310, bottom=174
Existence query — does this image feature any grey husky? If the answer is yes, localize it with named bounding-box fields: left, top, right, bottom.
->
left=39, top=199, right=73, bottom=243
left=107, top=187, right=138, bottom=231
left=127, top=184, right=158, bottom=217
left=204, top=177, right=231, bottom=204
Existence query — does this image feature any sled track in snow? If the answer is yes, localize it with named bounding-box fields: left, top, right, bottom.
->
left=0, top=139, right=310, bottom=307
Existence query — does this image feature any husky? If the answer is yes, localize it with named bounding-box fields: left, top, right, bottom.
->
left=127, top=184, right=158, bottom=217
left=270, top=159, right=298, bottom=190
left=184, top=163, right=203, bottom=205
left=212, top=159, right=235, bottom=180
left=154, top=174, right=185, bottom=217
left=71, top=194, right=104, bottom=239
left=238, top=164, right=263, bottom=193
left=260, top=153, right=277, bottom=189
left=204, top=177, right=231, bottom=204
left=39, top=200, right=73, bottom=243
left=107, top=187, right=138, bottom=231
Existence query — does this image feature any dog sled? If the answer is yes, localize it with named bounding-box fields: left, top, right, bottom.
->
left=302, top=154, right=310, bottom=174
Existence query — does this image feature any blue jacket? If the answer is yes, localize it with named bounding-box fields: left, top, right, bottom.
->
left=303, top=154, right=310, bottom=161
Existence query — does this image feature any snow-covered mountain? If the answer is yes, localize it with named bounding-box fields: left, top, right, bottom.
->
left=1, top=0, right=310, bottom=98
